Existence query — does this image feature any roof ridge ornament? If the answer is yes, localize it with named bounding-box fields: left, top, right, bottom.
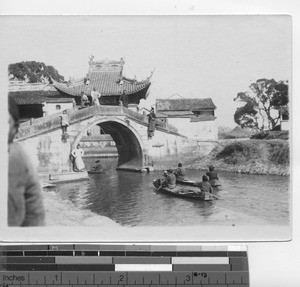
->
left=89, top=55, right=94, bottom=65
left=168, top=93, right=185, bottom=99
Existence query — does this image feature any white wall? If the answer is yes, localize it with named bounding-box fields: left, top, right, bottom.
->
left=168, top=117, right=218, bottom=140
left=44, top=102, right=74, bottom=116
left=281, top=120, right=290, bottom=131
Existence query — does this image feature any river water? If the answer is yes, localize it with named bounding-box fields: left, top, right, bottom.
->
left=47, top=158, right=290, bottom=227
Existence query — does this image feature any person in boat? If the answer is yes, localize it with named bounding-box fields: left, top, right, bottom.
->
left=8, top=97, right=45, bottom=226
left=206, top=165, right=219, bottom=182
left=162, top=169, right=177, bottom=189
left=147, top=107, right=156, bottom=139
left=91, top=87, right=101, bottom=106
left=92, top=160, right=103, bottom=172
left=174, top=163, right=186, bottom=181
left=194, top=175, right=213, bottom=195
left=71, top=144, right=85, bottom=172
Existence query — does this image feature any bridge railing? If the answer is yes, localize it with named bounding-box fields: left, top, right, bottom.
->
left=16, top=106, right=147, bottom=140
left=16, top=105, right=182, bottom=140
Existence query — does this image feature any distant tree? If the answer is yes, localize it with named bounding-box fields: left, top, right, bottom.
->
left=271, top=81, right=289, bottom=108
left=234, top=102, right=259, bottom=130
left=234, top=79, right=289, bottom=131
left=8, top=61, right=64, bottom=83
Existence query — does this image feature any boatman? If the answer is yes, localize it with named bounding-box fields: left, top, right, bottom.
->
left=206, top=165, right=219, bottom=182
left=174, top=163, right=186, bottom=181
left=194, top=175, right=213, bottom=195
left=92, top=160, right=104, bottom=172
left=164, top=169, right=176, bottom=189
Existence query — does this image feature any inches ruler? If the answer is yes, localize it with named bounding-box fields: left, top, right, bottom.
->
left=0, top=244, right=249, bottom=287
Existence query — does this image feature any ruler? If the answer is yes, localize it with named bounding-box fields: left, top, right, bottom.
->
left=0, top=245, right=249, bottom=287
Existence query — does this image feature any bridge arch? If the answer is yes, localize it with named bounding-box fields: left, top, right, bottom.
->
left=73, top=117, right=145, bottom=167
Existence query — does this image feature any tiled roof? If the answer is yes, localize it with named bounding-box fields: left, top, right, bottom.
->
left=156, top=111, right=194, bottom=117
left=45, top=98, right=74, bottom=103
left=9, top=90, right=73, bottom=105
left=8, top=81, right=57, bottom=92
left=53, top=71, right=151, bottom=97
left=190, top=115, right=216, bottom=122
left=156, top=98, right=217, bottom=111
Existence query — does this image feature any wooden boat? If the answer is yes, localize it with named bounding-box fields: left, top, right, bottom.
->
left=42, top=182, right=56, bottom=188
left=209, top=179, right=221, bottom=187
left=87, top=169, right=105, bottom=174
left=176, top=178, right=195, bottom=186
left=177, top=178, right=221, bottom=187
left=153, top=179, right=215, bottom=201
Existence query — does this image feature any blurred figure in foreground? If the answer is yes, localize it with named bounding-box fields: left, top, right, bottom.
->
left=8, top=97, right=45, bottom=226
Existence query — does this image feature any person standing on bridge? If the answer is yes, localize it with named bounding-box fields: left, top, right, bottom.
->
left=147, top=107, right=156, bottom=139
left=8, top=97, right=45, bottom=226
left=91, top=87, right=101, bottom=106
left=119, top=89, right=129, bottom=108
left=71, top=144, right=85, bottom=172
left=81, top=91, right=89, bottom=108
left=60, top=110, right=69, bottom=135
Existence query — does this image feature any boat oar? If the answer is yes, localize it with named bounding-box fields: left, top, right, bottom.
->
left=211, top=194, right=219, bottom=200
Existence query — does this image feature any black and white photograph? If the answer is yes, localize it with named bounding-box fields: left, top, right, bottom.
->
left=1, top=15, right=291, bottom=241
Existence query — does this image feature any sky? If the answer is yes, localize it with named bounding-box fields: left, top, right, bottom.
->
left=0, top=15, right=291, bottom=127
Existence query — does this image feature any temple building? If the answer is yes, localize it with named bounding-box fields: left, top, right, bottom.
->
left=53, top=57, right=152, bottom=107
left=156, top=98, right=218, bottom=140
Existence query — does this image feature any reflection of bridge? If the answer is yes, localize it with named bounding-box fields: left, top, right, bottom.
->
left=17, top=106, right=188, bottom=173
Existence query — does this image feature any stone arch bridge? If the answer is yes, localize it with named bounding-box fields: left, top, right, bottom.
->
left=17, top=106, right=190, bottom=174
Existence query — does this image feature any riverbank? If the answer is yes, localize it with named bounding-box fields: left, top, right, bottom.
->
left=187, top=139, right=289, bottom=176
left=43, top=190, right=120, bottom=226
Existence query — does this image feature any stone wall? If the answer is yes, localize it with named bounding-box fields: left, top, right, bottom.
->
left=21, top=129, right=73, bottom=174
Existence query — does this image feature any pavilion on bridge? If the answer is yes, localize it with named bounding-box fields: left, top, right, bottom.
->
left=53, top=57, right=153, bottom=108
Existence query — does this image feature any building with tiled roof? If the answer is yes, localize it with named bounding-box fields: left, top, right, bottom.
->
left=156, top=97, right=218, bottom=140
left=53, top=57, right=152, bottom=106
left=9, top=84, right=75, bottom=121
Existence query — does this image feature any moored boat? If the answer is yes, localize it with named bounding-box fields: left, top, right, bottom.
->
left=153, top=179, right=215, bottom=201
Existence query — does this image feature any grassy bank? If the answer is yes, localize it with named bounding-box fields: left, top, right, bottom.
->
left=188, top=140, right=289, bottom=176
